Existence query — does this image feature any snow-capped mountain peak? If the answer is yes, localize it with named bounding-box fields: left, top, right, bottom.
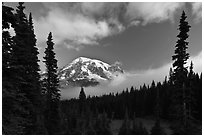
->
left=58, top=57, right=124, bottom=87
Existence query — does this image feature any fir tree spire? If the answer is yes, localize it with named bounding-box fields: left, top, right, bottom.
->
left=172, top=10, right=191, bottom=86
left=79, top=87, right=86, bottom=101
left=171, top=10, right=191, bottom=128
left=43, top=32, right=61, bottom=134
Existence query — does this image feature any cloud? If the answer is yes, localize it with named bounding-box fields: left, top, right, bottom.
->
left=109, top=74, right=127, bottom=86
left=109, top=51, right=202, bottom=88
left=187, top=51, right=202, bottom=73
left=34, top=3, right=124, bottom=50
left=125, top=2, right=185, bottom=25
left=191, top=2, right=202, bottom=23
left=33, top=2, right=199, bottom=51
left=80, top=2, right=106, bottom=17
left=80, top=2, right=125, bottom=18
left=129, top=20, right=141, bottom=27
left=64, top=43, right=83, bottom=51
left=34, top=9, right=109, bottom=48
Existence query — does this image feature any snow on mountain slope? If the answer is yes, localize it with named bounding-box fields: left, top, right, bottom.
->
left=58, top=57, right=124, bottom=87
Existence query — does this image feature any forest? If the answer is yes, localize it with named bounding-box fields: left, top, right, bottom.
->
left=2, top=2, right=202, bottom=135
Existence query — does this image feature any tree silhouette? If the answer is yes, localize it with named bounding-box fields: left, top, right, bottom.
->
left=172, top=11, right=190, bottom=86
left=79, top=87, right=86, bottom=101
left=10, top=2, right=46, bottom=134
left=2, top=3, right=24, bottom=134
left=43, top=32, right=61, bottom=134
left=26, top=12, right=46, bottom=134
left=172, top=11, right=191, bottom=126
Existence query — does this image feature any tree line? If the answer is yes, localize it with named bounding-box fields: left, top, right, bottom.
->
left=2, top=2, right=202, bottom=135
left=61, top=66, right=201, bottom=134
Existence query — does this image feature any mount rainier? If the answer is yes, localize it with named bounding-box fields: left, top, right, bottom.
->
left=57, top=57, right=124, bottom=87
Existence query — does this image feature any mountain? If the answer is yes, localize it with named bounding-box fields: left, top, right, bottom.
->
left=58, top=57, right=124, bottom=87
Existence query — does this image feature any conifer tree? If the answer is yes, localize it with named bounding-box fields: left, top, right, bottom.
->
left=9, top=2, right=45, bottom=134
left=172, top=10, right=190, bottom=86
left=2, top=3, right=25, bottom=134
left=2, top=3, right=15, bottom=73
left=168, top=68, right=174, bottom=85
left=79, top=87, right=86, bottom=101
left=43, top=32, right=61, bottom=134
left=187, top=61, right=194, bottom=120
left=27, top=12, right=47, bottom=134
left=79, top=87, right=86, bottom=114
left=171, top=11, right=191, bottom=126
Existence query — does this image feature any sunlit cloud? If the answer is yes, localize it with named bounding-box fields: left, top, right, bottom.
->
left=32, top=2, right=201, bottom=51
left=34, top=3, right=124, bottom=51
left=109, top=51, right=202, bottom=88
left=125, top=2, right=185, bottom=25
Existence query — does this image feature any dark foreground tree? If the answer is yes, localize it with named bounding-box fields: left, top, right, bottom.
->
left=6, top=2, right=46, bottom=134
left=43, top=32, right=61, bottom=134
left=27, top=12, right=47, bottom=134
left=8, top=3, right=32, bottom=134
left=2, top=3, right=23, bottom=134
left=171, top=10, right=191, bottom=126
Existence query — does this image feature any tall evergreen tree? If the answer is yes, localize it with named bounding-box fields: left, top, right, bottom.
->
left=8, top=2, right=45, bottom=134
left=171, top=11, right=191, bottom=126
left=27, top=12, right=47, bottom=134
left=43, top=32, right=61, bottom=134
left=2, top=3, right=24, bottom=134
left=172, top=11, right=190, bottom=86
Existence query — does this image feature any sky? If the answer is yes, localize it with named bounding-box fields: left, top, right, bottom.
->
left=4, top=2, right=202, bottom=98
